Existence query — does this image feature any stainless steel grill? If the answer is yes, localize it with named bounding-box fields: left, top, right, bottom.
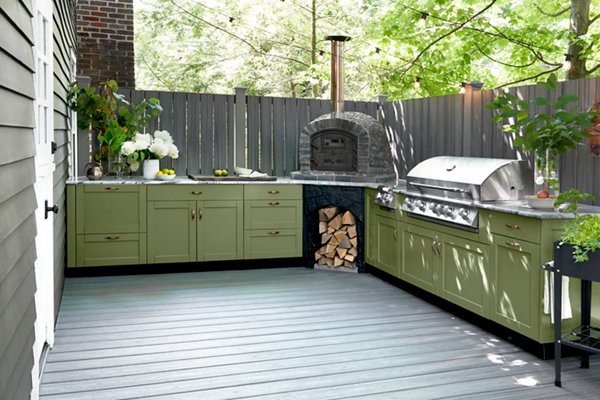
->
left=401, top=156, right=533, bottom=230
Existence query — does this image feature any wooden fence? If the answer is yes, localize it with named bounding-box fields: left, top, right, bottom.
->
left=76, top=77, right=600, bottom=201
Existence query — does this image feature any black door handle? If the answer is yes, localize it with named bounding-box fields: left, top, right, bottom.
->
left=45, top=200, right=59, bottom=219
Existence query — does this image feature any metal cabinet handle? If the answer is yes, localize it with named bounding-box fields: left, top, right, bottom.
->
left=267, top=190, right=279, bottom=194
left=105, top=236, right=120, bottom=240
left=191, top=191, right=203, bottom=195
left=506, top=240, right=521, bottom=249
left=505, top=223, right=520, bottom=230
left=269, top=201, right=280, bottom=206
left=437, top=241, right=442, bottom=256
left=432, top=240, right=439, bottom=256
left=393, top=229, right=398, bottom=240
left=105, top=187, right=119, bottom=191
left=268, top=231, right=280, bottom=235
left=191, top=208, right=195, bottom=220
left=198, top=208, right=202, bottom=221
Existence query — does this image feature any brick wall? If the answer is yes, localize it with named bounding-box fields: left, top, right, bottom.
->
left=76, top=0, right=135, bottom=88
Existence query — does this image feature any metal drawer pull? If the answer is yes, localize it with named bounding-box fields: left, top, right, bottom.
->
left=267, top=190, right=280, bottom=194
left=268, top=231, right=280, bottom=235
left=437, top=241, right=442, bottom=255
left=191, top=208, right=195, bottom=220
left=432, top=240, right=439, bottom=256
left=191, top=191, right=203, bottom=195
left=105, top=187, right=119, bottom=191
left=505, top=223, right=520, bottom=230
left=199, top=208, right=203, bottom=220
left=105, top=236, right=120, bottom=240
left=393, top=229, right=398, bottom=240
left=506, top=240, right=521, bottom=249
left=269, top=201, right=280, bottom=206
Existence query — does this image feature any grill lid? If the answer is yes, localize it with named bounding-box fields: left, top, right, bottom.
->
left=406, top=156, right=533, bottom=201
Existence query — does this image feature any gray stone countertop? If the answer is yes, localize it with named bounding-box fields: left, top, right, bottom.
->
left=66, top=176, right=388, bottom=189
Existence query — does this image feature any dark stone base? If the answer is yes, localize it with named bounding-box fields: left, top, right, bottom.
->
left=303, top=185, right=365, bottom=273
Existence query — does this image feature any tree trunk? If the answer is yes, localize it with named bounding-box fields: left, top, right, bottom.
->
left=567, top=0, right=591, bottom=79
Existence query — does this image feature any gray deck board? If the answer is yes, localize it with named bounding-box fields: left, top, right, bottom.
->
left=41, top=267, right=600, bottom=399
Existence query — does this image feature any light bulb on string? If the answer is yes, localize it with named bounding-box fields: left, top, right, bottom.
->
left=414, top=77, right=421, bottom=89
left=562, top=53, right=572, bottom=71
left=459, top=82, right=467, bottom=94
left=416, top=12, right=429, bottom=29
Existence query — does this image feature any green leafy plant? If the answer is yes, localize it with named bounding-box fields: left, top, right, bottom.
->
left=67, top=80, right=162, bottom=161
left=555, top=189, right=600, bottom=262
left=488, top=74, right=594, bottom=154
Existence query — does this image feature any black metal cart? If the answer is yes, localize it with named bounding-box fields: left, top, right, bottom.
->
left=543, top=242, right=600, bottom=387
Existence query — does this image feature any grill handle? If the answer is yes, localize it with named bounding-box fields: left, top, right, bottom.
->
left=409, top=182, right=468, bottom=193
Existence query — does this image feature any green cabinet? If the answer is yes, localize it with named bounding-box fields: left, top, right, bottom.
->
left=364, top=189, right=377, bottom=265
left=373, top=209, right=400, bottom=277
left=67, top=184, right=146, bottom=267
left=401, top=223, right=439, bottom=293
left=243, top=184, right=302, bottom=259
left=147, top=185, right=244, bottom=263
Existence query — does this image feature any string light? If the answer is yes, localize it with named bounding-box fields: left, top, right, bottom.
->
left=375, top=47, right=381, bottom=54
left=229, top=16, right=235, bottom=23
left=459, top=82, right=467, bottom=94
left=414, top=76, right=421, bottom=89
left=562, top=53, right=572, bottom=71
left=416, top=12, right=429, bottom=28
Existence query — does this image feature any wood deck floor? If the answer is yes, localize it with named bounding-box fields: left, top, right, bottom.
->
left=40, top=267, right=600, bottom=399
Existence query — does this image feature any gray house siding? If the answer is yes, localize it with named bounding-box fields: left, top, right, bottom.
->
left=0, top=0, right=38, bottom=399
left=52, top=0, right=76, bottom=319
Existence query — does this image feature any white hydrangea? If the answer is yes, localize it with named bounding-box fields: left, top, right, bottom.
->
left=120, top=141, right=136, bottom=156
left=133, top=133, right=152, bottom=150
left=167, top=143, right=179, bottom=159
left=149, top=139, right=169, bottom=159
left=129, top=160, right=140, bottom=172
left=154, top=130, right=174, bottom=144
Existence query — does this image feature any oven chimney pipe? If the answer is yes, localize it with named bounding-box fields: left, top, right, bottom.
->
left=326, top=35, right=351, bottom=113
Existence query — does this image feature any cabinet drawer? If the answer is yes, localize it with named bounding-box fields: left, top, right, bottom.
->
left=245, top=200, right=301, bottom=229
left=244, top=228, right=302, bottom=259
left=487, top=211, right=540, bottom=243
left=147, top=184, right=243, bottom=201
left=76, top=185, right=146, bottom=234
left=244, top=184, right=302, bottom=200
left=76, top=233, right=147, bottom=267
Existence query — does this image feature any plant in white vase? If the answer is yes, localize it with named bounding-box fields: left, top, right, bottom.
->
left=121, top=130, right=179, bottom=178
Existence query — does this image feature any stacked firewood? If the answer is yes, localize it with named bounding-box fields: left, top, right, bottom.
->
left=314, top=207, right=358, bottom=268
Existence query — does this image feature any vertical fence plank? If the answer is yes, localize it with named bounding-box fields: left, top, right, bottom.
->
left=260, top=97, right=273, bottom=175
left=187, top=93, right=200, bottom=174
left=272, top=97, right=285, bottom=176
left=213, top=94, right=227, bottom=170
left=226, top=95, right=235, bottom=171
left=247, top=96, right=260, bottom=170
left=234, top=87, right=247, bottom=168
left=309, top=99, right=323, bottom=121
left=284, top=97, right=298, bottom=175
left=200, top=93, right=214, bottom=174
left=171, top=92, right=187, bottom=173
left=471, top=90, right=482, bottom=157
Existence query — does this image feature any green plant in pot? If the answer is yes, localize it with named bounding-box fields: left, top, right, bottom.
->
left=488, top=74, right=594, bottom=202
left=67, top=79, right=162, bottom=176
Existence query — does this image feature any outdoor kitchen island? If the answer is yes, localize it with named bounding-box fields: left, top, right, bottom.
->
left=366, top=184, right=600, bottom=349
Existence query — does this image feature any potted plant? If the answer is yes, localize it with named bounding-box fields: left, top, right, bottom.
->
left=488, top=74, right=595, bottom=203
left=553, top=189, right=600, bottom=280
left=67, top=79, right=162, bottom=177
left=120, top=130, right=179, bottom=179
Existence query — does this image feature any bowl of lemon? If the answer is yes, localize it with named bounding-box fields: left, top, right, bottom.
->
left=156, top=168, right=176, bottom=180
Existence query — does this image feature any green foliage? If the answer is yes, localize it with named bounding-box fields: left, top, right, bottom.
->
left=555, top=189, right=600, bottom=263
left=487, top=74, right=594, bottom=155
left=67, top=80, right=162, bottom=160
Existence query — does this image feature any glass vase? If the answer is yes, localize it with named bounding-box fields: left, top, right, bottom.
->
left=534, top=148, right=559, bottom=197
left=108, top=151, right=126, bottom=179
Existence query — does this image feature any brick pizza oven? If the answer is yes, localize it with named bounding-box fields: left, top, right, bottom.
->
left=291, top=36, right=395, bottom=183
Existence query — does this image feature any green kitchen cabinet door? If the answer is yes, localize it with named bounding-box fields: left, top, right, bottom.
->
left=490, top=234, right=541, bottom=340
left=147, top=201, right=196, bottom=263
left=197, top=200, right=243, bottom=261
left=439, top=234, right=490, bottom=317
left=364, top=189, right=377, bottom=265
left=401, top=224, right=440, bottom=294
left=374, top=214, right=400, bottom=277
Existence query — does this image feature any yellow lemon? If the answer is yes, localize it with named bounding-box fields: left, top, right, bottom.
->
left=157, top=170, right=164, bottom=175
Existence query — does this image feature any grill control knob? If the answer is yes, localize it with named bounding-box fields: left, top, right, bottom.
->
left=459, top=208, right=470, bottom=220
left=404, top=198, right=415, bottom=210
left=445, top=206, right=455, bottom=218
left=418, top=200, right=427, bottom=211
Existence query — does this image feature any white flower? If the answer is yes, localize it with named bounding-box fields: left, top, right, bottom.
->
left=149, top=139, right=169, bottom=159
left=133, top=133, right=152, bottom=150
left=120, top=141, right=136, bottom=156
left=154, top=130, right=174, bottom=144
left=129, top=160, right=140, bottom=172
left=167, top=143, right=179, bottom=159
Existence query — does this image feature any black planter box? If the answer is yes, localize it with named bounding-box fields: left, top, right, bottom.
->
left=554, top=241, right=600, bottom=282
